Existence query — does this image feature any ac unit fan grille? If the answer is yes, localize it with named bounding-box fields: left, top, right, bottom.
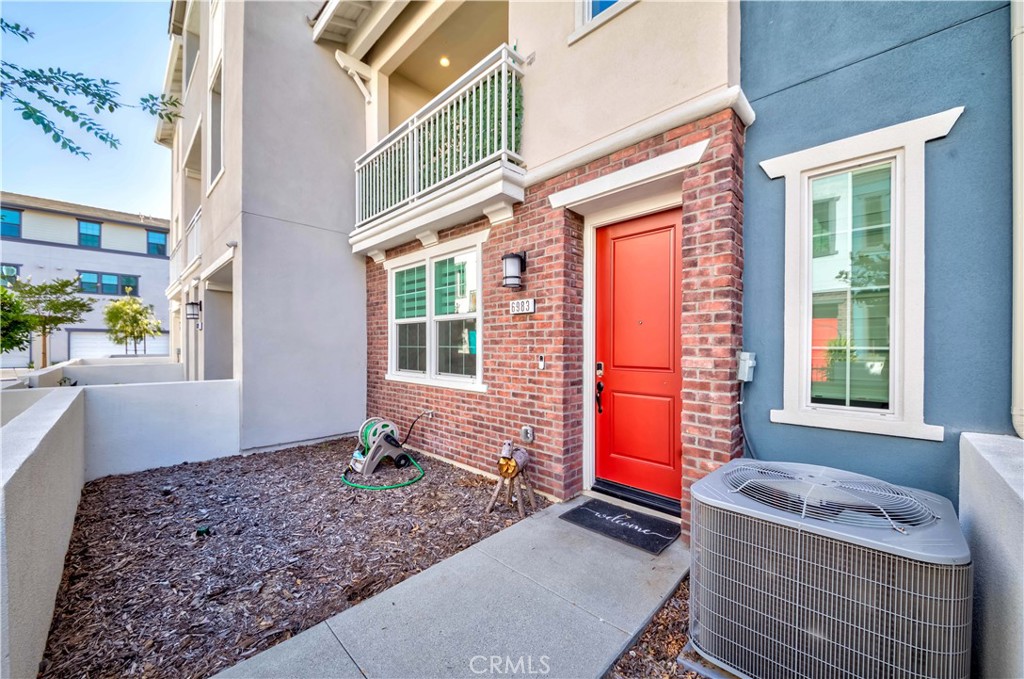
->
left=724, top=463, right=939, bottom=530
left=691, top=502, right=972, bottom=679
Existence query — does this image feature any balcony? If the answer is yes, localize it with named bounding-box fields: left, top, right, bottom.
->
left=350, top=44, right=525, bottom=261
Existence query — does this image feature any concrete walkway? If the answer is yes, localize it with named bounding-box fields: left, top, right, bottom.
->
left=215, top=495, right=690, bottom=679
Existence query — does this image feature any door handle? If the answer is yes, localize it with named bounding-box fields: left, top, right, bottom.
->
left=596, top=381, right=604, bottom=414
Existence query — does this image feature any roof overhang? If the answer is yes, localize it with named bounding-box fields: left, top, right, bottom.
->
left=154, top=35, right=183, bottom=148
left=311, top=0, right=408, bottom=60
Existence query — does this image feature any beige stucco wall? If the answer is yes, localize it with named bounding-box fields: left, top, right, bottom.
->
left=509, top=1, right=739, bottom=172
left=99, top=222, right=147, bottom=253
left=389, top=73, right=434, bottom=131
left=19, top=210, right=151, bottom=254
left=19, top=211, right=77, bottom=246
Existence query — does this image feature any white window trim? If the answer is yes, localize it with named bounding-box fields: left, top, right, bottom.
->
left=384, top=229, right=490, bottom=392
left=182, top=0, right=201, bottom=99
left=206, top=58, right=225, bottom=196
left=760, top=107, right=963, bottom=442
left=568, top=0, right=638, bottom=46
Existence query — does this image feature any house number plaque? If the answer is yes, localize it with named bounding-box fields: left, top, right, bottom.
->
left=510, top=298, right=536, bottom=315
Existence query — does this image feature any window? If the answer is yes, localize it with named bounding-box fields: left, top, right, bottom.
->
left=79, top=272, right=99, bottom=293
left=147, top=230, right=168, bottom=256
left=569, top=0, right=637, bottom=45
left=760, top=107, right=963, bottom=441
left=1, top=264, right=19, bottom=287
left=589, top=0, right=618, bottom=19
left=385, top=230, right=488, bottom=391
left=208, top=66, right=224, bottom=187
left=809, top=162, right=892, bottom=410
left=182, top=0, right=200, bottom=92
left=78, top=271, right=139, bottom=296
left=78, top=220, right=101, bottom=248
left=1, top=208, right=22, bottom=238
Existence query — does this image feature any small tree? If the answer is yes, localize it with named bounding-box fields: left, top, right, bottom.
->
left=10, top=277, right=93, bottom=367
left=1, top=286, right=33, bottom=354
left=104, top=292, right=162, bottom=355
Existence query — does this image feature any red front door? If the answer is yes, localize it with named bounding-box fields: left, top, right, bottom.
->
left=595, top=209, right=682, bottom=500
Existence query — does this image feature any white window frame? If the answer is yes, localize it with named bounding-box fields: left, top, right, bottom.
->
left=206, top=59, right=225, bottom=195
left=760, top=107, right=963, bottom=442
left=182, top=0, right=201, bottom=97
left=383, top=229, right=489, bottom=392
left=208, top=0, right=223, bottom=78
left=568, top=0, right=637, bottom=46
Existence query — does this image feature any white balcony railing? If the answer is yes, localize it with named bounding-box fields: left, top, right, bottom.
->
left=185, top=207, right=201, bottom=268
left=355, top=44, right=524, bottom=227
left=169, top=243, right=184, bottom=282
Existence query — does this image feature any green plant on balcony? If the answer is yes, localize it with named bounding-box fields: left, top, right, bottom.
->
left=361, top=68, right=523, bottom=221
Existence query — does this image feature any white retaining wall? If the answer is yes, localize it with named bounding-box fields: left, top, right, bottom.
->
left=0, top=389, right=85, bottom=679
left=0, top=379, right=241, bottom=679
left=0, top=388, right=55, bottom=426
left=84, top=380, right=239, bottom=481
left=959, top=432, right=1024, bottom=679
left=63, top=362, right=184, bottom=386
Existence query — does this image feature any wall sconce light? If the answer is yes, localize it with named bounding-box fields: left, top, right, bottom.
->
left=502, top=251, right=527, bottom=289
left=185, top=300, right=202, bottom=320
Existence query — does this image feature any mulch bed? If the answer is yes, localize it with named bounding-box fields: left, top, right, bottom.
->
left=39, top=438, right=542, bottom=679
left=610, top=577, right=715, bottom=679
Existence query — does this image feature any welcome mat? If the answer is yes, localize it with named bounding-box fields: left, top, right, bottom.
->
left=559, top=498, right=680, bottom=555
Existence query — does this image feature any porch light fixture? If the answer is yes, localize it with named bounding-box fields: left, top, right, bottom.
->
left=439, top=56, right=450, bottom=68
left=501, top=251, right=527, bottom=289
left=185, top=300, right=202, bottom=320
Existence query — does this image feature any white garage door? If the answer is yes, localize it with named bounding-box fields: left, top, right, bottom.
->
left=69, top=331, right=170, bottom=359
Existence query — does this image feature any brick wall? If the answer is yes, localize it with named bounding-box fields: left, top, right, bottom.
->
left=366, top=108, right=745, bottom=539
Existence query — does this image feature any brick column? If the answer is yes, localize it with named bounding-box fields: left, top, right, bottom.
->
left=679, top=110, right=746, bottom=542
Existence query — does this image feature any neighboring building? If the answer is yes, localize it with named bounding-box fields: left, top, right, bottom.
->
left=154, top=0, right=1020, bottom=543
left=740, top=1, right=1016, bottom=502
left=0, top=192, right=170, bottom=367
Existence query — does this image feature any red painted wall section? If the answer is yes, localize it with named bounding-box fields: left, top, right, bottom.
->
left=365, top=109, right=745, bottom=541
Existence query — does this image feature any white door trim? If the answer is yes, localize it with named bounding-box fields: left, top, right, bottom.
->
left=564, top=143, right=709, bottom=491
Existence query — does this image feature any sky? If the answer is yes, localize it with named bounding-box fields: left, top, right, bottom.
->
left=1, top=1, right=172, bottom=219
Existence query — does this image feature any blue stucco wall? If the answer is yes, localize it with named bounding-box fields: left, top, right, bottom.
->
left=740, top=2, right=1013, bottom=504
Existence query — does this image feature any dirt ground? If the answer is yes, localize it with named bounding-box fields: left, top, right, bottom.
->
left=610, top=578, right=715, bottom=679
left=39, top=438, right=542, bottom=679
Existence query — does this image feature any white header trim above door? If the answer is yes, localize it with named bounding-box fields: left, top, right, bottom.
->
left=548, top=140, right=709, bottom=227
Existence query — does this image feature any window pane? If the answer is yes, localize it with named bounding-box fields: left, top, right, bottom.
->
left=437, top=319, right=477, bottom=377
left=394, top=266, right=426, bottom=319
left=101, top=274, right=119, bottom=295
left=1, top=209, right=21, bottom=237
left=121, top=275, right=139, bottom=296
left=810, top=162, right=892, bottom=410
left=591, top=0, right=617, bottom=18
left=1, top=265, right=17, bottom=288
left=79, top=221, right=101, bottom=248
left=812, top=197, right=837, bottom=258
left=147, top=231, right=167, bottom=256
left=434, top=252, right=478, bottom=316
left=396, top=322, right=426, bottom=373
left=80, top=272, right=98, bottom=293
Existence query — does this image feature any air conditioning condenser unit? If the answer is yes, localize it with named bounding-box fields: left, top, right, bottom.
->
left=690, top=460, right=972, bottom=679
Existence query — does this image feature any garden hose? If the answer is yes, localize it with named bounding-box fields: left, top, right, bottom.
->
left=341, top=456, right=425, bottom=490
